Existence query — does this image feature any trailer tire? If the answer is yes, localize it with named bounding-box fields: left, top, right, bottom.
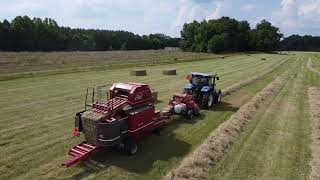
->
left=193, top=104, right=200, bottom=116
left=186, top=109, right=194, bottom=120
left=124, top=138, right=138, bottom=155
left=153, top=127, right=162, bottom=136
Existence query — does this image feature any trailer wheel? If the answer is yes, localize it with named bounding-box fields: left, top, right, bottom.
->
left=124, top=138, right=138, bottom=155
left=193, top=104, right=200, bottom=116
left=186, top=109, right=194, bottom=120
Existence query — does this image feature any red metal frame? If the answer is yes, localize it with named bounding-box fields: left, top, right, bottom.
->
left=63, top=82, right=199, bottom=168
left=92, top=97, right=128, bottom=116
left=62, top=142, right=97, bottom=167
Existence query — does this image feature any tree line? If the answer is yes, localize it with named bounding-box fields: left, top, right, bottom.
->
left=281, top=35, right=320, bottom=51
left=0, top=16, right=180, bottom=51
left=1, top=15, right=319, bottom=52
left=180, top=17, right=283, bottom=53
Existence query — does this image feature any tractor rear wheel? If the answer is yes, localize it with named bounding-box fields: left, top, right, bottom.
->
left=202, top=94, right=213, bottom=108
left=124, top=138, right=138, bottom=155
left=214, top=91, right=221, bottom=104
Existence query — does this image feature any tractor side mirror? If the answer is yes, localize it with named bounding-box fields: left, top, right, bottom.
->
left=216, top=77, right=219, bottom=80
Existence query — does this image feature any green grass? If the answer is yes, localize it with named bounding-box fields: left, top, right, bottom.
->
left=0, top=51, right=298, bottom=179
left=0, top=50, right=231, bottom=81
left=207, top=54, right=320, bottom=180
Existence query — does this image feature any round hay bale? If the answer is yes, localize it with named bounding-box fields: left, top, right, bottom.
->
left=220, top=56, right=225, bottom=59
left=162, top=69, right=177, bottom=75
left=261, top=58, right=266, bottom=61
left=130, top=69, right=147, bottom=76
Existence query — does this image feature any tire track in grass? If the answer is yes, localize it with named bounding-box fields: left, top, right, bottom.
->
left=308, top=87, right=320, bottom=180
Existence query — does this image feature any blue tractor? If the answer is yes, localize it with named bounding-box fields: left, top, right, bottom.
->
left=184, top=72, right=221, bottom=108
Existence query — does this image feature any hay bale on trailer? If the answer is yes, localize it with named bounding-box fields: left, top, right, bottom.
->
left=81, top=110, right=106, bottom=144
left=162, top=69, right=177, bottom=75
left=130, top=69, right=147, bottom=76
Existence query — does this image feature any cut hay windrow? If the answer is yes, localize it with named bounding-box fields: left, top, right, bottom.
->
left=164, top=73, right=289, bottom=180
left=222, top=58, right=288, bottom=97
left=307, top=58, right=320, bottom=75
left=308, top=87, right=320, bottom=180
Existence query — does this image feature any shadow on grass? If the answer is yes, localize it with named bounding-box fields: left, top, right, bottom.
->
left=70, top=100, right=238, bottom=179
left=72, top=132, right=190, bottom=179
left=213, top=101, right=239, bottom=112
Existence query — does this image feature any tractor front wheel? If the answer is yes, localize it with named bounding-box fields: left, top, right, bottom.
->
left=124, top=138, right=138, bottom=155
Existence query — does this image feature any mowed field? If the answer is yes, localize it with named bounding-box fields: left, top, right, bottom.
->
left=0, top=50, right=319, bottom=179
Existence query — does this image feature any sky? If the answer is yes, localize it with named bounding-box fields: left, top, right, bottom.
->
left=0, top=0, right=320, bottom=37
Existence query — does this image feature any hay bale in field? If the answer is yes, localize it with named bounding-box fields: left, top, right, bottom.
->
left=130, top=69, right=147, bottom=76
left=261, top=58, right=266, bottom=60
left=162, top=69, right=177, bottom=75
left=220, top=56, right=225, bottom=59
left=81, top=110, right=105, bottom=144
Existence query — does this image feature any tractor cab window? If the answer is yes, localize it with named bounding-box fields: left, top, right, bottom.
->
left=192, top=76, right=209, bottom=86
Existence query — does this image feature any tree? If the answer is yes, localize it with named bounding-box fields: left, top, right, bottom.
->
left=180, top=17, right=252, bottom=53
left=281, top=35, right=320, bottom=51
left=250, top=20, right=283, bottom=51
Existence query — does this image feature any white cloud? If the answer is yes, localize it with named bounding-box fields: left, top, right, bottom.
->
left=206, top=1, right=224, bottom=20
left=1, top=0, right=319, bottom=37
left=241, top=4, right=256, bottom=11
left=298, top=0, right=320, bottom=22
left=270, top=0, right=320, bottom=35
left=171, top=0, right=226, bottom=36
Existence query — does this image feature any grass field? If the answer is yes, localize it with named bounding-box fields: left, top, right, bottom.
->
left=0, top=50, right=319, bottom=179
left=206, top=55, right=320, bottom=180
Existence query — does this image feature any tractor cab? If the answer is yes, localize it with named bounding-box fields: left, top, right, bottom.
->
left=184, top=72, right=221, bottom=108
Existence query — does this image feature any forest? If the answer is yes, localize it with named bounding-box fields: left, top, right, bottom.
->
left=0, top=15, right=319, bottom=52
left=0, top=16, right=180, bottom=51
